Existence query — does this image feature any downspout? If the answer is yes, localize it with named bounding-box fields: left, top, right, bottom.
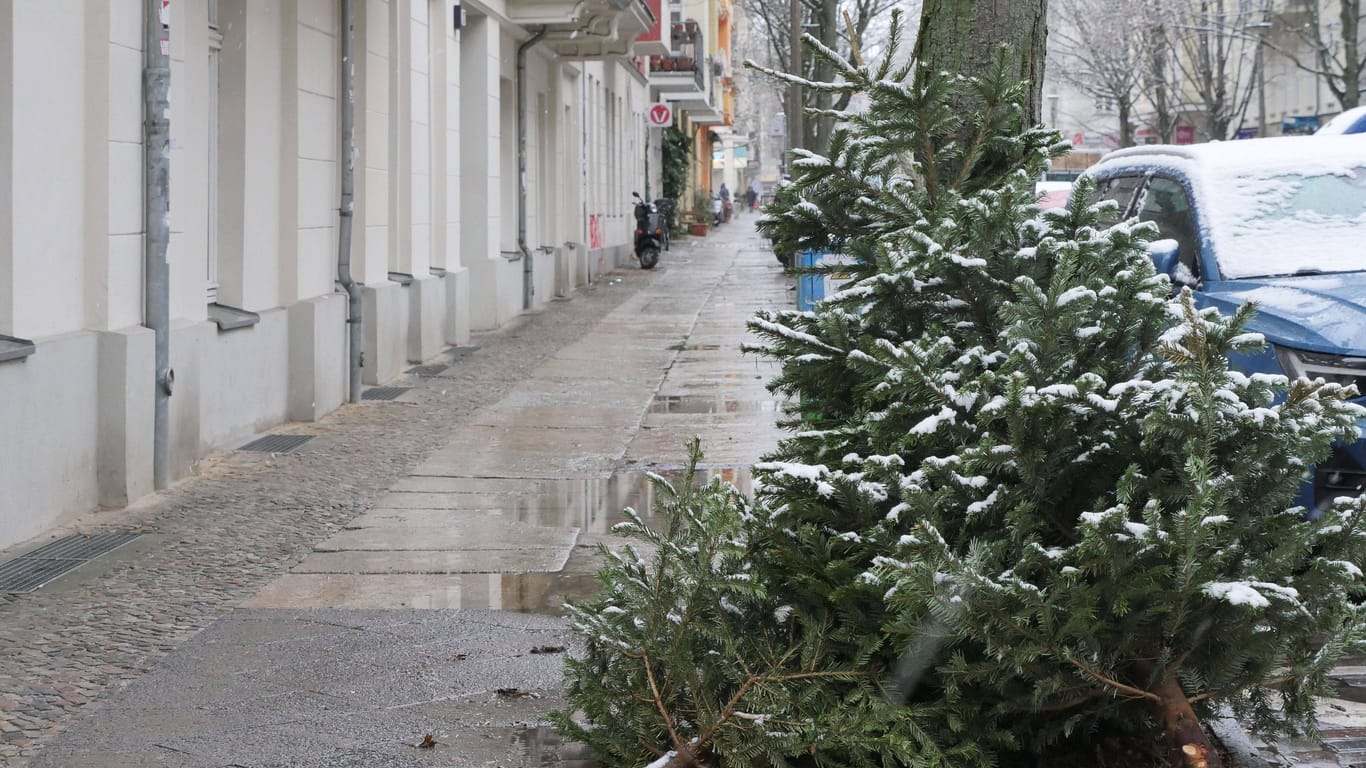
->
left=517, top=27, right=547, bottom=311
left=338, top=0, right=362, bottom=403
left=143, top=0, right=172, bottom=489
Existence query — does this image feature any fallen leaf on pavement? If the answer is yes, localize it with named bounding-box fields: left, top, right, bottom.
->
left=418, top=734, right=438, bottom=749
left=529, top=645, right=566, bottom=654
left=496, top=687, right=541, bottom=699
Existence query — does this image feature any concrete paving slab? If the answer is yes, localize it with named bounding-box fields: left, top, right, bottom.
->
left=367, top=493, right=538, bottom=510
left=21, top=608, right=580, bottom=768
left=346, top=506, right=641, bottom=533
left=471, top=404, right=644, bottom=430
left=289, top=548, right=574, bottom=574
left=315, top=522, right=579, bottom=552
left=426, top=424, right=635, bottom=456
left=387, top=476, right=572, bottom=493
left=531, top=357, right=672, bottom=382
left=412, top=452, right=618, bottom=479
left=248, top=562, right=606, bottom=614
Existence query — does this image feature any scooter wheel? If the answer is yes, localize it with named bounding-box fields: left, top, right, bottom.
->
left=638, top=247, right=660, bottom=270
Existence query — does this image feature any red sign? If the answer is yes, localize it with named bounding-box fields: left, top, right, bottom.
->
left=1175, top=125, right=1196, bottom=145
left=647, top=103, right=673, bottom=127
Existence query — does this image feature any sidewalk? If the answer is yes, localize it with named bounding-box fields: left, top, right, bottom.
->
left=0, top=218, right=790, bottom=767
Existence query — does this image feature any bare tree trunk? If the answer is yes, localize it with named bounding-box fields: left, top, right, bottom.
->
left=1149, top=22, right=1176, bottom=143
left=913, top=0, right=1050, bottom=127
left=1117, top=97, right=1133, bottom=147
left=801, top=0, right=841, bottom=152
left=1343, top=0, right=1362, bottom=109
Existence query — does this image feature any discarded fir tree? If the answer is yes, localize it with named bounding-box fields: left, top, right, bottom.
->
left=557, top=12, right=1366, bottom=767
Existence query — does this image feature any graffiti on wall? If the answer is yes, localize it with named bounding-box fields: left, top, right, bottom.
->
left=588, top=215, right=603, bottom=249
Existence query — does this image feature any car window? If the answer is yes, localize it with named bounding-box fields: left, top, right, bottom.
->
left=1096, top=175, right=1143, bottom=226
left=1137, top=177, right=1201, bottom=284
left=1208, top=164, right=1366, bottom=278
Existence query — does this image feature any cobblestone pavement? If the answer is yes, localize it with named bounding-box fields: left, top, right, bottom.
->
left=0, top=249, right=673, bottom=764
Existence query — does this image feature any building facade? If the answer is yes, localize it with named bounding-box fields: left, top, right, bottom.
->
left=0, top=0, right=660, bottom=550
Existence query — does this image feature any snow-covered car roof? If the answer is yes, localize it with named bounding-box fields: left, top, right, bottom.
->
left=1090, top=135, right=1366, bottom=178
left=1317, top=106, right=1366, bottom=135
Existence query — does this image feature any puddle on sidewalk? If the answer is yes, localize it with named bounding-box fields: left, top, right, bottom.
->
left=514, top=725, right=596, bottom=768
left=375, top=467, right=756, bottom=534
left=648, top=394, right=780, bottom=415
left=263, top=467, right=760, bottom=616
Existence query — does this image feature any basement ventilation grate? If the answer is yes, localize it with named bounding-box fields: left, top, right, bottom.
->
left=362, top=386, right=411, bottom=401
left=406, top=365, right=448, bottom=377
left=238, top=434, right=314, bottom=453
left=0, top=533, right=142, bottom=593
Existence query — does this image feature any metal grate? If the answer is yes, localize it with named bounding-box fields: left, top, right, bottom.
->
left=362, top=386, right=411, bottom=401
left=238, top=434, right=314, bottom=453
left=406, top=365, right=448, bottom=377
left=0, top=533, right=141, bottom=593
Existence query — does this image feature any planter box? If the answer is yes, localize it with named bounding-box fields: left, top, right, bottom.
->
left=690, top=221, right=708, bottom=236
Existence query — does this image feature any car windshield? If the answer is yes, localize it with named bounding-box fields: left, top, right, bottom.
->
left=1208, top=164, right=1366, bottom=279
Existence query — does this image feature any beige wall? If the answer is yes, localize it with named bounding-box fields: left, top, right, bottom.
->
left=0, top=0, right=649, bottom=550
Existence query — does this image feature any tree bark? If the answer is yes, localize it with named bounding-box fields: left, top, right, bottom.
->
left=913, top=0, right=1050, bottom=126
left=1342, top=0, right=1362, bottom=110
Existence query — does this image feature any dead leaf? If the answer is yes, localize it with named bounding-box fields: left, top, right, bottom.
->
left=529, top=645, right=565, bottom=655
left=449, top=653, right=468, bottom=660
left=418, top=733, right=438, bottom=749
left=496, top=687, right=540, bottom=699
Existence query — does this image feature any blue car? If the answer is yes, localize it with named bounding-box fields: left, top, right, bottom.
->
left=1318, top=106, right=1366, bottom=135
left=1085, top=136, right=1366, bottom=514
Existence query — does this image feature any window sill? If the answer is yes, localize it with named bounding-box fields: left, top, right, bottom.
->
left=208, top=303, right=261, bottom=332
left=0, top=334, right=35, bottom=363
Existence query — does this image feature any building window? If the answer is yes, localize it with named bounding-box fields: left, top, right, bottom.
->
left=207, top=0, right=221, bottom=302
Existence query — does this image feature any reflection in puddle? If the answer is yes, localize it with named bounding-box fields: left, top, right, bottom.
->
left=648, top=395, right=780, bottom=415
left=384, top=467, right=755, bottom=616
left=515, top=467, right=754, bottom=533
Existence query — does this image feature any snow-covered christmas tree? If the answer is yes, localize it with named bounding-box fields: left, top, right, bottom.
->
left=558, top=14, right=1366, bottom=767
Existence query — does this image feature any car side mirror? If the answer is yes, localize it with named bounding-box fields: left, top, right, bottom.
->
left=1146, top=239, right=1189, bottom=286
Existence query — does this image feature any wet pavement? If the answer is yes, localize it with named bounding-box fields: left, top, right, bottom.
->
left=11, top=218, right=788, bottom=767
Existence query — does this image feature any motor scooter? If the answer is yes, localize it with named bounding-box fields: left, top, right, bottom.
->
left=711, top=195, right=723, bottom=226
left=632, top=192, right=663, bottom=269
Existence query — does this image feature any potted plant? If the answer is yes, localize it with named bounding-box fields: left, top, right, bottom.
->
left=690, top=190, right=711, bottom=235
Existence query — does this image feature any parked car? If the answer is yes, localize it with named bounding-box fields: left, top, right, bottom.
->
left=1035, top=180, right=1073, bottom=210
left=1083, top=136, right=1366, bottom=515
left=1317, top=105, right=1366, bottom=136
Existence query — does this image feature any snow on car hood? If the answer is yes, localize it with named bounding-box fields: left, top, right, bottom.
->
left=1202, top=274, right=1366, bottom=354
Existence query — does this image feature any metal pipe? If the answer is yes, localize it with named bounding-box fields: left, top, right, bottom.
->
left=143, top=0, right=172, bottom=489
left=338, top=0, right=362, bottom=403
left=517, top=27, right=547, bottom=311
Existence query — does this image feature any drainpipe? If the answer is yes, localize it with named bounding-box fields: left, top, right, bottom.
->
left=517, top=27, right=547, bottom=311
left=338, top=0, right=362, bottom=403
left=144, top=0, right=172, bottom=489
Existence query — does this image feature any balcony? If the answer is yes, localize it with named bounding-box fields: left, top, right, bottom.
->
left=509, top=0, right=655, bottom=59
left=649, top=53, right=705, bottom=94
left=670, top=67, right=725, bottom=124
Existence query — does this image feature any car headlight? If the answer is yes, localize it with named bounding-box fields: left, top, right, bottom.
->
left=1275, top=346, right=1366, bottom=393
